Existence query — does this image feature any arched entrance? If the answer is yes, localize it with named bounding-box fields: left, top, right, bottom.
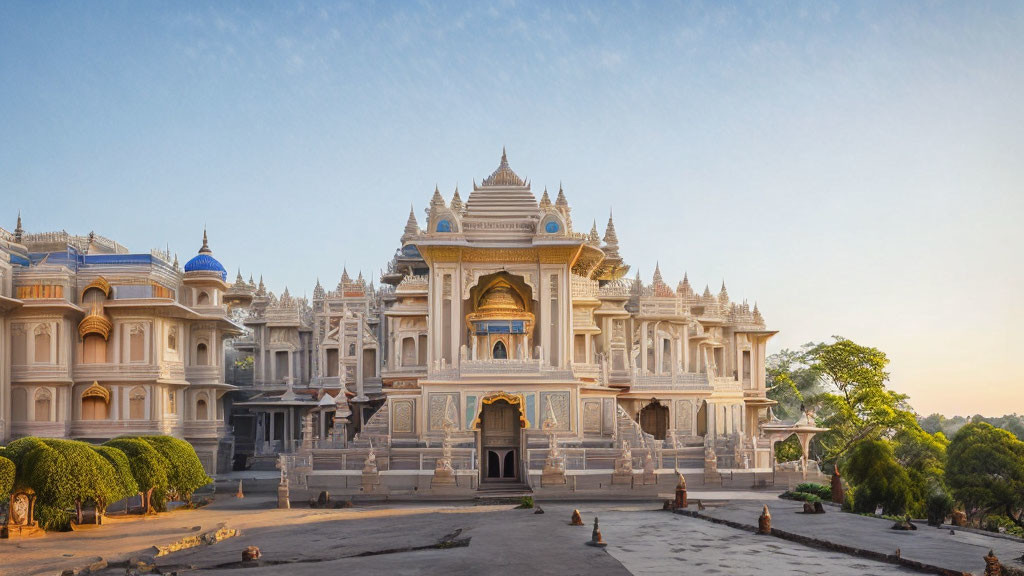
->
left=639, top=400, right=669, bottom=440
left=478, top=399, right=523, bottom=482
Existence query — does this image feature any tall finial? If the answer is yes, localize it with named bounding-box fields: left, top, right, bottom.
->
left=501, top=146, right=507, bottom=165
left=402, top=205, right=420, bottom=241
left=588, top=220, right=600, bottom=244
left=603, top=209, right=619, bottom=248
left=450, top=186, right=464, bottom=212
left=14, top=210, right=23, bottom=242
left=539, top=187, right=552, bottom=208
left=719, top=281, right=729, bottom=305
left=199, top=228, right=212, bottom=254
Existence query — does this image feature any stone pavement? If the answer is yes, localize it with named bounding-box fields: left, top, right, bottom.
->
left=3, top=496, right=1022, bottom=575
left=693, top=499, right=1024, bottom=575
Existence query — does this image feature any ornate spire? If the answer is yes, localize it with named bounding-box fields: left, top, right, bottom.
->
left=603, top=210, right=619, bottom=246
left=718, top=281, right=730, bottom=305
left=402, top=205, right=420, bottom=241
left=588, top=220, right=600, bottom=244
left=652, top=263, right=674, bottom=297
left=555, top=183, right=568, bottom=208
left=450, top=187, right=463, bottom=213
left=173, top=254, right=179, bottom=270
left=481, top=147, right=525, bottom=187
left=430, top=185, right=445, bottom=208
left=677, top=272, right=693, bottom=297
left=235, top=269, right=244, bottom=284
left=14, top=210, right=23, bottom=242
left=248, top=274, right=255, bottom=288
left=341, top=267, right=351, bottom=284
left=313, top=278, right=325, bottom=299
left=539, top=188, right=552, bottom=209
left=257, top=275, right=266, bottom=296
left=197, top=228, right=213, bottom=255
left=753, top=302, right=764, bottom=324
left=357, top=270, right=365, bottom=285
left=702, top=284, right=712, bottom=299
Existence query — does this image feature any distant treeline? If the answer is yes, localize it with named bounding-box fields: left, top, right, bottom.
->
left=919, top=413, right=1024, bottom=441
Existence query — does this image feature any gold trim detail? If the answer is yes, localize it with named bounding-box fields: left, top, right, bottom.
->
left=82, top=381, right=110, bottom=403
left=81, top=277, right=111, bottom=299
left=78, top=308, right=113, bottom=340
left=471, top=392, right=530, bottom=429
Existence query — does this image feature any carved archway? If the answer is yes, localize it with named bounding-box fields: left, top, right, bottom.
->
left=471, top=392, right=530, bottom=429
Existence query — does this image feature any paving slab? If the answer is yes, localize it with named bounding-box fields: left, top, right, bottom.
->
left=694, top=499, right=1024, bottom=575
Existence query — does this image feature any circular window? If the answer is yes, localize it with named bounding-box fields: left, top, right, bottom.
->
left=436, top=219, right=452, bottom=233
left=545, top=220, right=560, bottom=234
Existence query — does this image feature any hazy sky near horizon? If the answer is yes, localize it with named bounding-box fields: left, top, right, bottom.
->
left=2, top=2, right=1022, bottom=417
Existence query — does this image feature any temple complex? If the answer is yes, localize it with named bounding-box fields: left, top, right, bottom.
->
left=0, top=151, right=819, bottom=492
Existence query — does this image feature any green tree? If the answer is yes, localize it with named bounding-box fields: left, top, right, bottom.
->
left=844, top=439, right=914, bottom=515
left=767, top=347, right=824, bottom=421
left=892, top=427, right=948, bottom=516
left=103, top=437, right=170, bottom=513
left=92, top=446, right=139, bottom=505
left=140, top=436, right=211, bottom=504
left=807, top=337, right=918, bottom=463
left=946, top=422, right=1024, bottom=526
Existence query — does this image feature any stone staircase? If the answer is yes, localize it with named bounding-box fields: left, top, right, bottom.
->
left=351, top=400, right=390, bottom=447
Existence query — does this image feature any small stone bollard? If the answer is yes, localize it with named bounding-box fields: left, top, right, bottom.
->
left=984, top=549, right=1001, bottom=576
left=587, top=517, right=608, bottom=547
left=758, top=505, right=771, bottom=534
left=674, top=473, right=688, bottom=509
left=814, top=501, right=825, bottom=514
left=571, top=509, right=584, bottom=526
left=235, top=479, right=245, bottom=499
left=242, top=545, right=261, bottom=562
left=534, top=506, right=544, bottom=515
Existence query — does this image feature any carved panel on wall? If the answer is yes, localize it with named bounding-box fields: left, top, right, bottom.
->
left=539, top=391, right=570, bottom=431
left=428, top=392, right=460, bottom=431
left=675, top=399, right=694, bottom=434
left=392, top=400, right=415, bottom=434
left=603, top=398, right=616, bottom=435
left=583, top=400, right=601, bottom=434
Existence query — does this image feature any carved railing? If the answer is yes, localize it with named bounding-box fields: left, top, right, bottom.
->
left=630, top=371, right=711, bottom=391
left=430, top=358, right=575, bottom=380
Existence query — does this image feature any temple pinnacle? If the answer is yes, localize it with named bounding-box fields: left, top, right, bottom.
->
left=199, top=228, right=212, bottom=254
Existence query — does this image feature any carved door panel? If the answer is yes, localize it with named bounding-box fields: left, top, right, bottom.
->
left=480, top=401, right=520, bottom=481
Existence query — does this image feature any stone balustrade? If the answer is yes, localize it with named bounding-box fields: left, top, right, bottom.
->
left=630, top=371, right=713, bottom=391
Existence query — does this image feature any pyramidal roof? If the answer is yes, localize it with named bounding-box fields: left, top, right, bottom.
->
left=465, top=149, right=538, bottom=221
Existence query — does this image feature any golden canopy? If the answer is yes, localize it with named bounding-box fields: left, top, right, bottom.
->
left=466, top=280, right=534, bottom=332
left=78, top=308, right=112, bottom=340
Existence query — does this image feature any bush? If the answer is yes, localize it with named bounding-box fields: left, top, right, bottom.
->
left=926, top=491, right=954, bottom=526
left=104, top=437, right=170, bottom=512
left=781, top=490, right=821, bottom=503
left=139, top=436, right=211, bottom=504
left=3, top=438, right=128, bottom=530
left=517, top=496, right=534, bottom=509
left=845, top=440, right=914, bottom=516
left=0, top=455, right=14, bottom=501
left=795, top=482, right=832, bottom=501
left=92, top=446, right=139, bottom=504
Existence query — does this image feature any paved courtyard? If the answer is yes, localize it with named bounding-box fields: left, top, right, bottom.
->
left=2, top=495, right=1021, bottom=575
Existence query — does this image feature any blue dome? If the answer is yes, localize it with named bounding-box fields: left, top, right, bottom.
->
left=184, top=254, right=227, bottom=280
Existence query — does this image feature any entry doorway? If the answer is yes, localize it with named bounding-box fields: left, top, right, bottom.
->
left=479, top=399, right=521, bottom=482
left=639, top=401, right=669, bottom=440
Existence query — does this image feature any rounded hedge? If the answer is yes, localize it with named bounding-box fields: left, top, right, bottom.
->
left=139, top=435, right=211, bottom=502
left=103, top=437, right=170, bottom=511
left=0, top=455, right=14, bottom=502
left=92, top=445, right=139, bottom=504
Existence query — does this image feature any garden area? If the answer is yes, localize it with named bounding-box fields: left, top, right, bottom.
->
left=0, top=435, right=211, bottom=536
left=770, top=337, right=1024, bottom=537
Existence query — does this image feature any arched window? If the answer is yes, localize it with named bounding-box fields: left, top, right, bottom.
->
left=34, top=388, right=51, bottom=422
left=83, top=334, right=106, bottom=363
left=492, top=341, right=508, bottom=360
left=196, top=398, right=209, bottom=420
left=348, top=343, right=356, bottom=357
left=81, top=383, right=110, bottom=421
left=129, top=324, right=145, bottom=362
left=167, top=327, right=177, bottom=351
left=436, top=219, right=452, bottom=232
left=401, top=337, right=416, bottom=366
left=12, top=388, right=27, bottom=422
left=196, top=342, right=209, bottom=365
left=33, top=324, right=51, bottom=363
left=544, top=220, right=560, bottom=234
left=197, top=291, right=210, bottom=305
left=129, top=387, right=146, bottom=420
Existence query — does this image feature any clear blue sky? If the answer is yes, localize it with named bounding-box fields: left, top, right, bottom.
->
left=2, top=1, right=1022, bottom=416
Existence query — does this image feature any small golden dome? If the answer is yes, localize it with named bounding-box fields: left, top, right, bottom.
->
left=79, top=309, right=112, bottom=340
left=477, top=283, right=523, bottom=313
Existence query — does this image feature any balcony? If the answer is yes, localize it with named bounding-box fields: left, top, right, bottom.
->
left=428, top=358, right=574, bottom=380
left=74, top=363, right=163, bottom=382
left=13, top=364, right=71, bottom=382
left=629, top=371, right=713, bottom=391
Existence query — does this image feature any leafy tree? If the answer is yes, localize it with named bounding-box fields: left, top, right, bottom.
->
left=946, top=422, right=1024, bottom=527
left=807, top=337, right=918, bottom=463
left=767, top=347, right=824, bottom=421
left=0, top=454, right=14, bottom=502
left=104, top=437, right=169, bottom=513
left=844, top=439, right=914, bottom=515
left=892, top=427, right=948, bottom=516
left=140, top=436, right=211, bottom=504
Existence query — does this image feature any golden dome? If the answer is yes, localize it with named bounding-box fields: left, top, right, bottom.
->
left=477, top=283, right=524, bottom=314
left=79, top=308, right=112, bottom=340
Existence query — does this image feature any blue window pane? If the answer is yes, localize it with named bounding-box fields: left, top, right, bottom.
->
left=436, top=219, right=452, bottom=232
left=545, top=220, right=560, bottom=233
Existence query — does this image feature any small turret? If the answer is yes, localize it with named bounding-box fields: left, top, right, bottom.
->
left=753, top=302, right=764, bottom=325
left=677, top=272, right=693, bottom=298
left=313, top=278, right=325, bottom=300
left=14, top=211, right=23, bottom=243
left=430, top=185, right=446, bottom=209
left=603, top=210, right=620, bottom=257
left=402, top=205, right=420, bottom=242
left=719, top=281, right=730, bottom=306
left=652, top=263, right=674, bottom=297
left=257, top=275, right=267, bottom=296
left=450, top=187, right=464, bottom=213
left=588, top=220, right=600, bottom=245
left=539, top=187, right=552, bottom=209
left=555, top=183, right=571, bottom=230
left=702, top=284, right=713, bottom=299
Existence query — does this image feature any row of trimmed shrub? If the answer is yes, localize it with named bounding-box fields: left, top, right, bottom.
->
left=0, top=435, right=211, bottom=531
